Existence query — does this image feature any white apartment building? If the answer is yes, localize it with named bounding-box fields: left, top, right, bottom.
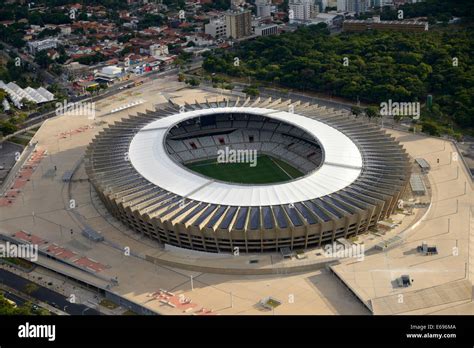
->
left=254, top=24, right=278, bottom=36
left=27, top=38, right=59, bottom=54
left=205, top=18, right=227, bottom=39
left=337, top=0, right=369, bottom=13
left=59, top=25, right=72, bottom=36
left=256, top=0, right=272, bottom=18
left=289, top=0, right=318, bottom=23
left=149, top=43, right=169, bottom=57
left=373, top=0, right=393, bottom=6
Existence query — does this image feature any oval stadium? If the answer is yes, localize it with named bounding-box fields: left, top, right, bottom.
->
left=85, top=98, right=411, bottom=253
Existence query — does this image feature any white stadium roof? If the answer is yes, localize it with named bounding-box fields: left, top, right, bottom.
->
left=129, top=107, right=363, bottom=206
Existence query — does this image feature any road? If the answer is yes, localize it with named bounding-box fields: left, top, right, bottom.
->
left=195, top=77, right=355, bottom=111
left=3, top=289, right=27, bottom=306
left=17, top=66, right=179, bottom=130
left=0, top=269, right=100, bottom=315
left=1, top=288, right=51, bottom=313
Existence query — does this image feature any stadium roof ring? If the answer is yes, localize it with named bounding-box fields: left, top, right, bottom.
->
left=162, top=109, right=328, bottom=186
left=86, top=97, right=411, bottom=253
left=129, top=107, right=362, bottom=205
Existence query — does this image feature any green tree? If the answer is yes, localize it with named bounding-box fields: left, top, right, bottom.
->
left=351, top=106, right=362, bottom=118
left=365, top=106, right=378, bottom=122
left=34, top=51, right=53, bottom=69
left=185, top=78, right=200, bottom=87
left=243, top=86, right=260, bottom=97
left=24, top=283, right=39, bottom=295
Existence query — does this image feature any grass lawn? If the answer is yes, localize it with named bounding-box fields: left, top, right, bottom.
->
left=100, top=299, right=119, bottom=310
left=186, top=155, right=303, bottom=184
left=1, top=258, right=35, bottom=271
left=122, top=309, right=138, bottom=315
left=9, top=136, right=31, bottom=146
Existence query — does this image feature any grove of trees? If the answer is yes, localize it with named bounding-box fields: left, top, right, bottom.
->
left=203, top=23, right=474, bottom=131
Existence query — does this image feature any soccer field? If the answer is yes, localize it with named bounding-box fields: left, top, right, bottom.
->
left=185, top=155, right=304, bottom=184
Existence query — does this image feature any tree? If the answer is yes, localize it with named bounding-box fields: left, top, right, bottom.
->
left=365, top=106, right=378, bottom=122
left=201, top=8, right=474, bottom=134
left=351, top=106, right=362, bottom=118
left=24, top=283, right=39, bottom=295
left=0, top=120, right=17, bottom=135
left=50, top=64, right=63, bottom=76
left=34, top=51, right=53, bottom=69
left=137, top=13, right=164, bottom=30
left=86, top=85, right=100, bottom=94
left=21, top=99, right=36, bottom=111
left=185, top=78, right=200, bottom=87
left=0, top=294, right=49, bottom=315
left=242, top=86, right=259, bottom=97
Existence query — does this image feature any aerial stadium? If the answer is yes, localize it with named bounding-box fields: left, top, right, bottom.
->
left=85, top=98, right=411, bottom=253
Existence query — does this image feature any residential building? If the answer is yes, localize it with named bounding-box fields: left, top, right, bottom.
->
left=225, top=10, right=252, bottom=39
left=58, top=25, right=72, bottom=36
left=256, top=0, right=272, bottom=18
left=186, top=34, right=214, bottom=47
left=337, top=0, right=369, bottom=14
left=205, top=17, right=227, bottom=39
left=311, top=13, right=344, bottom=26
left=373, top=0, right=394, bottom=6
left=289, top=0, right=318, bottom=24
left=64, top=62, right=90, bottom=79
left=254, top=23, right=278, bottom=36
left=149, top=43, right=169, bottom=57
left=27, top=38, right=59, bottom=54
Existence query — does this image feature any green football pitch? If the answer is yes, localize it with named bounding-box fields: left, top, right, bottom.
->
left=185, top=155, right=304, bottom=184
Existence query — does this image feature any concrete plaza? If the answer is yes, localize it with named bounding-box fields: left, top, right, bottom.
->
left=0, top=76, right=471, bottom=315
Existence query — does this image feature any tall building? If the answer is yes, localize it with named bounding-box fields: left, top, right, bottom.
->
left=256, top=0, right=272, bottom=18
left=225, top=10, right=252, bottom=39
left=315, top=0, right=328, bottom=12
left=337, top=0, right=369, bottom=13
left=373, top=0, right=393, bottom=6
left=289, top=0, right=318, bottom=23
left=205, top=17, right=227, bottom=39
